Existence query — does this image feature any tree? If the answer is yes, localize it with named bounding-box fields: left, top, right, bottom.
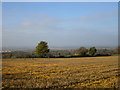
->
left=75, top=47, right=88, bottom=56
left=88, top=47, right=97, bottom=56
left=35, top=41, right=49, bottom=57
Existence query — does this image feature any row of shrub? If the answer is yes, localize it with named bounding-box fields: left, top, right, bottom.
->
left=2, top=53, right=112, bottom=59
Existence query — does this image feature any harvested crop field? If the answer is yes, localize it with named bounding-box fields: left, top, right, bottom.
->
left=2, top=56, right=119, bottom=88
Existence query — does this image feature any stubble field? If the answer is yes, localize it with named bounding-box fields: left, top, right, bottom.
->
left=2, top=56, right=119, bottom=88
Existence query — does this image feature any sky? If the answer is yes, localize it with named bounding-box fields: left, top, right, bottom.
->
left=2, top=2, right=118, bottom=49
left=1, top=0, right=119, bottom=2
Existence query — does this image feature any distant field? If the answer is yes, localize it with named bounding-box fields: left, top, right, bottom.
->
left=2, top=56, right=119, bottom=88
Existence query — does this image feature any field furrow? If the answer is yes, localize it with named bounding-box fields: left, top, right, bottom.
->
left=2, top=56, right=119, bottom=88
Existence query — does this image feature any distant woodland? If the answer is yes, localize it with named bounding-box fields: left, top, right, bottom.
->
left=2, top=41, right=119, bottom=58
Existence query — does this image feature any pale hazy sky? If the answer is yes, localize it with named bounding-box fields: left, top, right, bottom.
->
left=2, top=2, right=118, bottom=48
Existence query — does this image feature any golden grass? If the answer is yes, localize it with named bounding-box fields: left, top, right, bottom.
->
left=2, top=56, right=119, bottom=88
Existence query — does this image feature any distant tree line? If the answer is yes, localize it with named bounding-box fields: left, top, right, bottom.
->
left=2, top=41, right=118, bottom=58
left=74, top=47, right=97, bottom=57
